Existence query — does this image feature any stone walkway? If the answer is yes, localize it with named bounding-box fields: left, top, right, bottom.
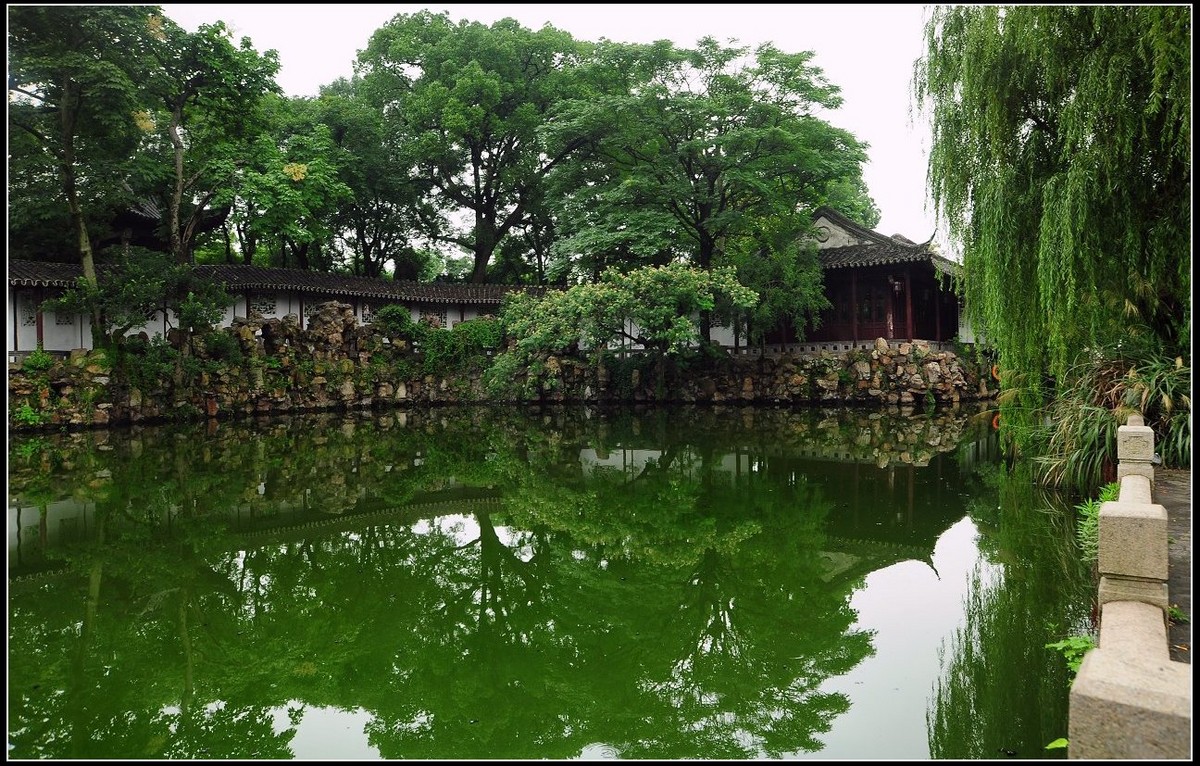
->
left=1157, top=468, right=1191, bottom=664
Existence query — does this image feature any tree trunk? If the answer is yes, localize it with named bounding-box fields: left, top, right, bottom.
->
left=58, top=79, right=105, bottom=347
left=168, top=104, right=187, bottom=263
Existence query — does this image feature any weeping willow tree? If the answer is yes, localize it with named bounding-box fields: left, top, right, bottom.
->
left=913, top=6, right=1191, bottom=486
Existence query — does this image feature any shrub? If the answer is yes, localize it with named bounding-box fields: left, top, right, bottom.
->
left=203, top=330, right=243, bottom=364
left=22, top=346, right=54, bottom=374
left=12, top=402, right=51, bottom=427
left=1075, top=481, right=1120, bottom=564
left=372, top=304, right=419, bottom=340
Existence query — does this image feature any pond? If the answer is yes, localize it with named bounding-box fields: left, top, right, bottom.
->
left=7, top=404, right=1092, bottom=760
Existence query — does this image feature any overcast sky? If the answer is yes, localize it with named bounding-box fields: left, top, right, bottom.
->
left=160, top=3, right=941, bottom=247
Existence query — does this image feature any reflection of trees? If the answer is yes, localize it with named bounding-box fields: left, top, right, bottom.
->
left=927, top=462, right=1092, bottom=760
left=7, top=405, right=991, bottom=760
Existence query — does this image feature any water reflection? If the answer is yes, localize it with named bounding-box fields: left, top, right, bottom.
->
left=7, top=403, right=1080, bottom=760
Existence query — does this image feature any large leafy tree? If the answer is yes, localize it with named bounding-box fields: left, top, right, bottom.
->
left=546, top=37, right=878, bottom=342
left=220, top=109, right=352, bottom=270
left=8, top=5, right=160, bottom=340
left=139, top=15, right=281, bottom=264
left=913, top=5, right=1191, bottom=480
left=355, top=11, right=607, bottom=283
left=306, top=79, right=441, bottom=278
left=913, top=5, right=1190, bottom=379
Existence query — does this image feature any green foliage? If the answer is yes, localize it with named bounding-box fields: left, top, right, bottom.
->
left=1074, top=481, right=1120, bottom=564
left=1045, top=634, right=1096, bottom=678
left=8, top=6, right=153, bottom=263
left=1045, top=738, right=1069, bottom=751
left=486, top=264, right=757, bottom=398
left=916, top=6, right=1190, bottom=489
left=547, top=35, right=876, bottom=297
left=12, top=403, right=52, bottom=428
left=924, top=388, right=937, bottom=412
left=1032, top=331, right=1190, bottom=490
left=141, top=16, right=281, bottom=263
left=418, top=317, right=503, bottom=376
left=1167, top=605, right=1189, bottom=625
left=227, top=125, right=351, bottom=268
left=120, top=335, right=180, bottom=394
left=357, top=11, right=601, bottom=282
left=1121, top=345, right=1192, bottom=469
left=915, top=6, right=1190, bottom=383
left=43, top=248, right=234, bottom=349
left=372, top=304, right=420, bottom=340
left=202, top=331, right=243, bottom=364
left=22, top=347, right=55, bottom=374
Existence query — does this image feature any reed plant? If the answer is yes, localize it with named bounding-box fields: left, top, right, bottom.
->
left=1031, top=330, right=1190, bottom=493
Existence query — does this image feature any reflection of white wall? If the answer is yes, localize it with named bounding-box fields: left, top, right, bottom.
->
left=579, top=448, right=750, bottom=480
left=8, top=500, right=98, bottom=566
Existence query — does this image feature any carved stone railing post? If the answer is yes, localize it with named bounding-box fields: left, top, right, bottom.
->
left=1068, top=413, right=1190, bottom=759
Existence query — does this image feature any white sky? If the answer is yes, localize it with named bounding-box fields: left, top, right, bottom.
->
left=160, top=3, right=940, bottom=246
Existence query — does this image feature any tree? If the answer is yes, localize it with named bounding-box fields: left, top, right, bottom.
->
left=913, top=5, right=1191, bottom=481
left=913, top=5, right=1190, bottom=380
left=306, top=79, right=440, bottom=278
left=356, top=12, right=606, bottom=283
left=43, top=248, right=232, bottom=352
left=140, top=15, right=280, bottom=264
left=546, top=37, right=878, bottom=342
left=8, top=5, right=160, bottom=342
left=486, top=263, right=758, bottom=398
left=223, top=120, right=352, bottom=270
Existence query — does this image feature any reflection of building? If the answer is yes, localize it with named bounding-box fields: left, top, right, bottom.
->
left=6, top=488, right=503, bottom=581
left=8, top=500, right=99, bottom=578
left=579, top=433, right=996, bottom=583
left=9, top=418, right=997, bottom=586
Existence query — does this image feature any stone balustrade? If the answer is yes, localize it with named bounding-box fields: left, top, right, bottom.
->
left=1068, top=414, right=1191, bottom=759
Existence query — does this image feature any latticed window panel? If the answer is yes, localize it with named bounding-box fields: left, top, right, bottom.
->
left=250, top=295, right=277, bottom=318
left=421, top=309, right=448, bottom=329
left=21, top=298, right=37, bottom=327
left=361, top=302, right=380, bottom=324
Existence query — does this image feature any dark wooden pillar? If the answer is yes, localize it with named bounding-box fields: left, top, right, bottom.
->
left=35, top=287, right=45, bottom=349
left=935, top=284, right=942, bottom=342
left=850, top=271, right=858, bottom=343
left=904, top=270, right=913, bottom=341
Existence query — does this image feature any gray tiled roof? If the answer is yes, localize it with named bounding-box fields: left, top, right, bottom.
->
left=817, top=245, right=961, bottom=278
left=809, top=207, right=960, bottom=278
left=8, top=260, right=547, bottom=305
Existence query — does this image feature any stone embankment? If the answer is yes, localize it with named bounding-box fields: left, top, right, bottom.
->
left=9, top=301, right=996, bottom=431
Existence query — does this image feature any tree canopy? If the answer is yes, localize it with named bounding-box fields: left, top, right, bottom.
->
left=913, top=4, right=1191, bottom=483
left=355, top=11, right=608, bottom=283
left=914, top=5, right=1190, bottom=380
left=9, top=6, right=892, bottom=362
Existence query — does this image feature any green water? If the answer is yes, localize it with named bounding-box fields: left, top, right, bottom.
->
left=7, top=404, right=1091, bottom=760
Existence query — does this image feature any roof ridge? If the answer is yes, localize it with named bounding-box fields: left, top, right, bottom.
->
left=812, top=206, right=932, bottom=248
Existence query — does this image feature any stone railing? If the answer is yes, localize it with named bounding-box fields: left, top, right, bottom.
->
left=1068, top=414, right=1191, bottom=759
